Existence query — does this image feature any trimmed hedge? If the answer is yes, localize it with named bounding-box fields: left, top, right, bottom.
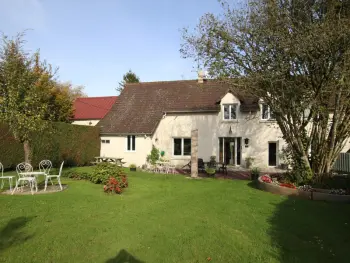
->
left=0, top=122, right=100, bottom=169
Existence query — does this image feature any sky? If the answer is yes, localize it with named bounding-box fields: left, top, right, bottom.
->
left=0, top=0, right=224, bottom=96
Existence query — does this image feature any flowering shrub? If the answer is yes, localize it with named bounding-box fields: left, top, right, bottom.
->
left=260, top=175, right=272, bottom=183
left=279, top=183, right=297, bottom=189
left=103, top=175, right=128, bottom=194
left=298, top=185, right=313, bottom=192
left=329, top=189, right=347, bottom=195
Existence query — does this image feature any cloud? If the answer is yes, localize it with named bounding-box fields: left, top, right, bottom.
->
left=0, top=0, right=46, bottom=32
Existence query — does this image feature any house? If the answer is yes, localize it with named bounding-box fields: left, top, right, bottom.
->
left=98, top=78, right=285, bottom=168
left=98, top=78, right=350, bottom=168
left=72, top=96, right=117, bottom=126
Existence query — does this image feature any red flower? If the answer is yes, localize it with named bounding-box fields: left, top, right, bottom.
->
left=280, top=183, right=296, bottom=189
left=261, top=175, right=272, bottom=183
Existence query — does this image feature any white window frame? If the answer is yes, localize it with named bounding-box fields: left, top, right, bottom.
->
left=126, top=135, right=136, bottom=152
left=223, top=104, right=238, bottom=120
left=261, top=104, right=275, bottom=120
left=173, top=138, right=191, bottom=156
left=101, top=139, right=110, bottom=144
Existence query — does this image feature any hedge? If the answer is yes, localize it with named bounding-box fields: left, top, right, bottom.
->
left=0, top=122, right=100, bottom=169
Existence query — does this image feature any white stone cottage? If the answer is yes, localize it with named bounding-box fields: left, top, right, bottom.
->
left=99, top=79, right=316, bottom=169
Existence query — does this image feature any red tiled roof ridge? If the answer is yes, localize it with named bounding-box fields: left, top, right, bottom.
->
left=75, top=96, right=117, bottom=100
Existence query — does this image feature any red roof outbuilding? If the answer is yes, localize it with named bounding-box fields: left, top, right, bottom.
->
left=73, top=96, right=118, bottom=120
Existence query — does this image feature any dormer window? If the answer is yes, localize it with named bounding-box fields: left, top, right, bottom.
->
left=261, top=104, right=275, bottom=120
left=223, top=104, right=237, bottom=120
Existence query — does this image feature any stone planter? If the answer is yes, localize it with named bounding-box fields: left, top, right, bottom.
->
left=257, top=176, right=350, bottom=203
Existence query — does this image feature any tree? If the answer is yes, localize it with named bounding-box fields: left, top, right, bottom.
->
left=181, top=0, right=350, bottom=180
left=117, top=70, right=140, bottom=93
left=0, top=35, right=57, bottom=163
left=0, top=35, right=83, bottom=163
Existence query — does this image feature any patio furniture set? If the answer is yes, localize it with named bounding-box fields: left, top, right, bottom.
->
left=0, top=160, right=64, bottom=195
left=182, top=158, right=228, bottom=174
left=91, top=156, right=126, bottom=167
left=145, top=160, right=177, bottom=174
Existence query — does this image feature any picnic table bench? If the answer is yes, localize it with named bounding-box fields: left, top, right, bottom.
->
left=91, top=157, right=126, bottom=167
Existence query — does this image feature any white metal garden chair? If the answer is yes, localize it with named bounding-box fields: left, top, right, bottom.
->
left=44, top=161, right=64, bottom=191
left=0, top=162, right=15, bottom=191
left=167, top=164, right=176, bottom=174
left=12, top=162, right=37, bottom=195
left=39, top=159, right=52, bottom=184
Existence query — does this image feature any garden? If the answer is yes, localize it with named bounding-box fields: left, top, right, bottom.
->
left=1, top=167, right=350, bottom=263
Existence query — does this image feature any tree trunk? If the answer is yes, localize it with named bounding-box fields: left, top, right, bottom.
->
left=191, top=129, right=198, bottom=178
left=23, top=140, right=32, bottom=164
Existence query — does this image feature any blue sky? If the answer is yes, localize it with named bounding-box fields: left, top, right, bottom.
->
left=0, top=0, right=224, bottom=96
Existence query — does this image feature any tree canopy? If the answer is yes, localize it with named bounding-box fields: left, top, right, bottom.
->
left=117, top=70, right=140, bottom=93
left=181, top=0, right=350, bottom=179
left=0, top=34, right=85, bottom=163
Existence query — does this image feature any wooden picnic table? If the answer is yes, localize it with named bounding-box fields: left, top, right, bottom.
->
left=91, top=157, right=126, bottom=167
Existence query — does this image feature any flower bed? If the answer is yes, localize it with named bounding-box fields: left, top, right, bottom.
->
left=256, top=175, right=350, bottom=203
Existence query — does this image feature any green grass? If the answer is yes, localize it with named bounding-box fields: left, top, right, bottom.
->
left=1, top=169, right=350, bottom=263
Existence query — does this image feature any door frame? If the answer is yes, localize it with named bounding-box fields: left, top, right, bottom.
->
left=268, top=141, right=278, bottom=167
left=219, top=137, right=241, bottom=166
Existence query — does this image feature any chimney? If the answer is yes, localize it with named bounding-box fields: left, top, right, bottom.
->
left=198, top=70, right=205, bottom=84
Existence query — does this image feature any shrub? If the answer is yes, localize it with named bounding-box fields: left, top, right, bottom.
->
left=146, top=145, right=160, bottom=165
left=103, top=175, right=128, bottom=194
left=0, top=122, right=100, bottom=169
left=63, top=170, right=90, bottom=180
left=90, top=163, right=126, bottom=185
left=250, top=167, right=260, bottom=180
left=129, top=164, right=136, bottom=169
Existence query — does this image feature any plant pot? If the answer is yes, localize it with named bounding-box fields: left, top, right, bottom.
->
left=129, top=168, right=136, bottom=172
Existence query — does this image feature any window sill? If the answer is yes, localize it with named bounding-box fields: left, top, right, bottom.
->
left=125, top=151, right=136, bottom=153
left=222, top=120, right=239, bottom=123
left=171, top=156, right=191, bottom=160
left=259, top=119, right=276, bottom=123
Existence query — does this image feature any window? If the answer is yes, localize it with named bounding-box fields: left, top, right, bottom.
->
left=126, top=135, right=136, bottom=151
left=101, top=140, right=110, bottom=144
left=261, top=104, right=275, bottom=120
left=223, top=104, right=237, bottom=120
left=173, top=138, right=191, bottom=156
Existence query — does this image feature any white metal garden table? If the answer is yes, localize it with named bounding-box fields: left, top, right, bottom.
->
left=12, top=171, right=46, bottom=194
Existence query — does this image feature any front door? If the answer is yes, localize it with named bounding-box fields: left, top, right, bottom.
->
left=268, top=142, right=277, bottom=166
left=219, top=137, right=241, bottom=165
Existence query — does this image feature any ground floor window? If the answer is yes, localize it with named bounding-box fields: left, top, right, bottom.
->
left=219, top=137, right=241, bottom=165
left=126, top=135, right=136, bottom=151
left=174, top=138, right=191, bottom=156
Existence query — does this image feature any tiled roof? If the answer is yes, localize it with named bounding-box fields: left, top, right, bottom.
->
left=99, top=80, right=258, bottom=134
left=73, top=96, right=118, bottom=120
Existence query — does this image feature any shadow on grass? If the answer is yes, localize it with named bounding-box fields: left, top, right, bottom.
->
left=0, top=216, right=34, bottom=251
left=106, top=249, right=144, bottom=263
left=269, top=196, right=350, bottom=262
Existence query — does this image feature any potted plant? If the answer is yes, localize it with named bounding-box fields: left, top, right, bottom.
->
left=205, top=167, right=216, bottom=177
left=129, top=164, right=137, bottom=172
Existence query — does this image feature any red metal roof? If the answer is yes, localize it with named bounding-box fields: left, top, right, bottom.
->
left=73, top=96, right=118, bottom=120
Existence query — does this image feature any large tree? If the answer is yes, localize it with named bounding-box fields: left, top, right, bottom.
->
left=181, top=0, right=350, bottom=180
left=117, top=70, right=140, bottom=93
left=0, top=35, right=81, bottom=163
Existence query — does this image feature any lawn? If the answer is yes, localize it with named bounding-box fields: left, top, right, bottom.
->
left=1, top=168, right=350, bottom=263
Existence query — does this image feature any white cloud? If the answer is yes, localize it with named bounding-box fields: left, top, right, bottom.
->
left=0, top=0, right=46, bottom=32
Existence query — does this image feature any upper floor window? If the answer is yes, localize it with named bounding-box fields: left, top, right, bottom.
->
left=223, top=104, right=237, bottom=120
left=261, top=104, right=275, bottom=120
left=101, top=139, right=110, bottom=144
left=126, top=135, right=136, bottom=151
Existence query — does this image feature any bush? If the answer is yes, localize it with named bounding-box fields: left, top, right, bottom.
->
left=146, top=145, right=160, bottom=165
left=250, top=167, right=260, bottom=180
left=245, top=156, right=254, bottom=169
left=103, top=175, right=128, bottom=194
left=129, top=164, right=136, bottom=169
left=0, top=122, right=100, bottom=169
left=61, top=167, right=93, bottom=180
left=90, top=163, right=127, bottom=185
